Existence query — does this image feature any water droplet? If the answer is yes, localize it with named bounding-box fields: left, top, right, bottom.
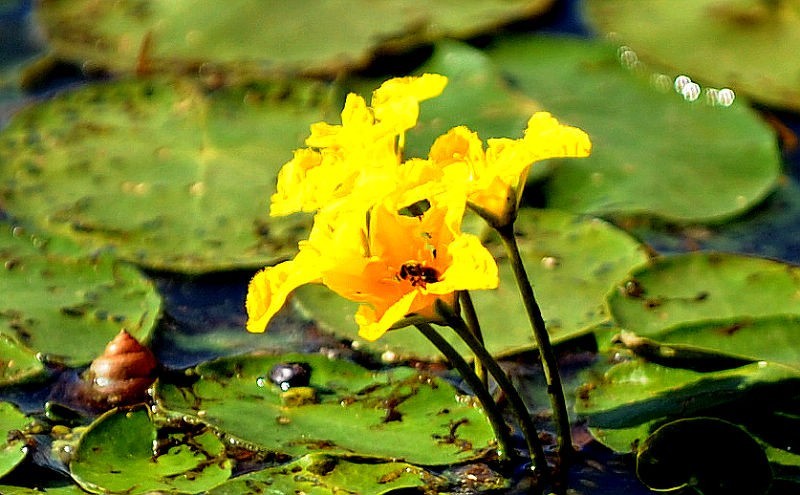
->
left=681, top=82, right=701, bottom=102
left=189, top=181, right=206, bottom=196
left=541, top=256, right=560, bottom=269
left=674, top=75, right=692, bottom=93
left=255, top=376, right=266, bottom=388
left=381, top=350, right=397, bottom=363
left=617, top=46, right=639, bottom=69
left=717, top=88, right=735, bottom=107
left=704, top=88, right=720, bottom=106
left=651, top=73, right=673, bottom=92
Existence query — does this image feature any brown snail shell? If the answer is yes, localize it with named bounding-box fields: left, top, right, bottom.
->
left=85, top=330, right=158, bottom=406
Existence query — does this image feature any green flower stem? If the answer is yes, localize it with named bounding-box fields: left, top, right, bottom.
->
left=414, top=322, right=515, bottom=463
left=434, top=301, right=550, bottom=480
left=496, top=224, right=573, bottom=462
left=460, top=290, right=488, bottom=387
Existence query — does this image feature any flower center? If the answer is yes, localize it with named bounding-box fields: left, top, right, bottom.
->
left=398, top=262, right=440, bottom=288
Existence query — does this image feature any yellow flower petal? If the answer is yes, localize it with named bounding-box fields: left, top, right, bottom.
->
left=523, top=112, right=592, bottom=160
left=371, top=74, right=448, bottom=107
left=355, top=290, right=418, bottom=341
left=429, top=234, right=499, bottom=294
left=245, top=251, right=323, bottom=333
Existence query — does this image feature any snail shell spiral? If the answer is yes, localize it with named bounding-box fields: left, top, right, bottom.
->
left=86, top=330, right=157, bottom=406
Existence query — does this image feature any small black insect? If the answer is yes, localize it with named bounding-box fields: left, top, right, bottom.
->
left=399, top=262, right=440, bottom=288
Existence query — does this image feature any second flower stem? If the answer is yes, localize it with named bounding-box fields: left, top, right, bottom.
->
left=496, top=224, right=573, bottom=463
left=414, top=322, right=515, bottom=463
left=435, top=301, right=550, bottom=482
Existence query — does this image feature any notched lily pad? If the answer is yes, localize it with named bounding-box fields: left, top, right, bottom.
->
left=208, top=453, right=443, bottom=495
left=295, top=208, right=648, bottom=360
left=637, top=417, right=772, bottom=495
left=584, top=0, right=800, bottom=112
left=35, top=0, right=554, bottom=77
left=575, top=359, right=800, bottom=431
left=69, top=406, right=232, bottom=495
left=154, top=353, right=496, bottom=465
left=0, top=224, right=159, bottom=367
left=0, top=78, right=325, bottom=272
left=607, top=252, right=800, bottom=338
left=488, top=36, right=782, bottom=223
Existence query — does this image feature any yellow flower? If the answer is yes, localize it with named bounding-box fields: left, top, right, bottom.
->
left=430, top=112, right=591, bottom=228
left=371, top=73, right=448, bottom=136
left=246, top=194, right=498, bottom=341
left=269, top=74, right=448, bottom=217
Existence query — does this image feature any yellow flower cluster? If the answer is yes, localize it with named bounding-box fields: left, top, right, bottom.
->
left=247, top=74, right=591, bottom=341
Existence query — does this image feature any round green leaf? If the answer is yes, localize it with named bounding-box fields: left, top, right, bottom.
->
left=488, top=36, right=782, bottom=223
left=70, top=406, right=232, bottom=495
left=637, top=417, right=772, bottom=495
left=607, top=252, right=800, bottom=338
left=0, top=484, right=88, bottom=495
left=154, top=353, right=496, bottom=465
left=295, top=208, right=649, bottom=360
left=575, top=359, right=800, bottom=430
left=0, top=333, right=42, bottom=387
left=0, top=78, right=324, bottom=272
left=35, top=0, right=553, bottom=77
left=0, top=402, right=30, bottom=480
left=657, top=315, right=800, bottom=370
left=584, top=0, right=800, bottom=112
left=208, top=453, right=442, bottom=495
left=0, top=224, right=160, bottom=367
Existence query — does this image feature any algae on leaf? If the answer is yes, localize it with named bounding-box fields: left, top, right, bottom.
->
left=69, top=407, right=232, bottom=495
left=0, top=78, right=328, bottom=273
left=154, top=353, right=496, bottom=465
left=0, top=224, right=160, bottom=367
left=208, top=453, right=443, bottom=495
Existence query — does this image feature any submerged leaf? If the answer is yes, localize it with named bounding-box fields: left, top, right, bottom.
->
left=637, top=418, right=772, bottom=495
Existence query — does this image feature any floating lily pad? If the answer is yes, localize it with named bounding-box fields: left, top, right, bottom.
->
left=575, top=359, right=800, bottom=430
left=295, top=208, right=648, bottom=360
left=0, top=78, right=326, bottom=272
left=488, top=36, right=781, bottom=223
left=0, top=484, right=88, bottom=495
left=154, top=353, right=496, bottom=465
left=584, top=0, right=800, bottom=112
left=35, top=0, right=553, bottom=77
left=637, top=418, right=772, bottom=495
left=0, top=224, right=160, bottom=367
left=607, top=252, right=800, bottom=338
left=655, top=315, right=800, bottom=369
left=208, top=453, right=442, bottom=495
left=70, top=406, right=232, bottom=495
left=0, top=402, right=30, bottom=480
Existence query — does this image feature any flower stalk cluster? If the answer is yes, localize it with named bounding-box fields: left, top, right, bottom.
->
left=245, top=74, right=591, bottom=488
